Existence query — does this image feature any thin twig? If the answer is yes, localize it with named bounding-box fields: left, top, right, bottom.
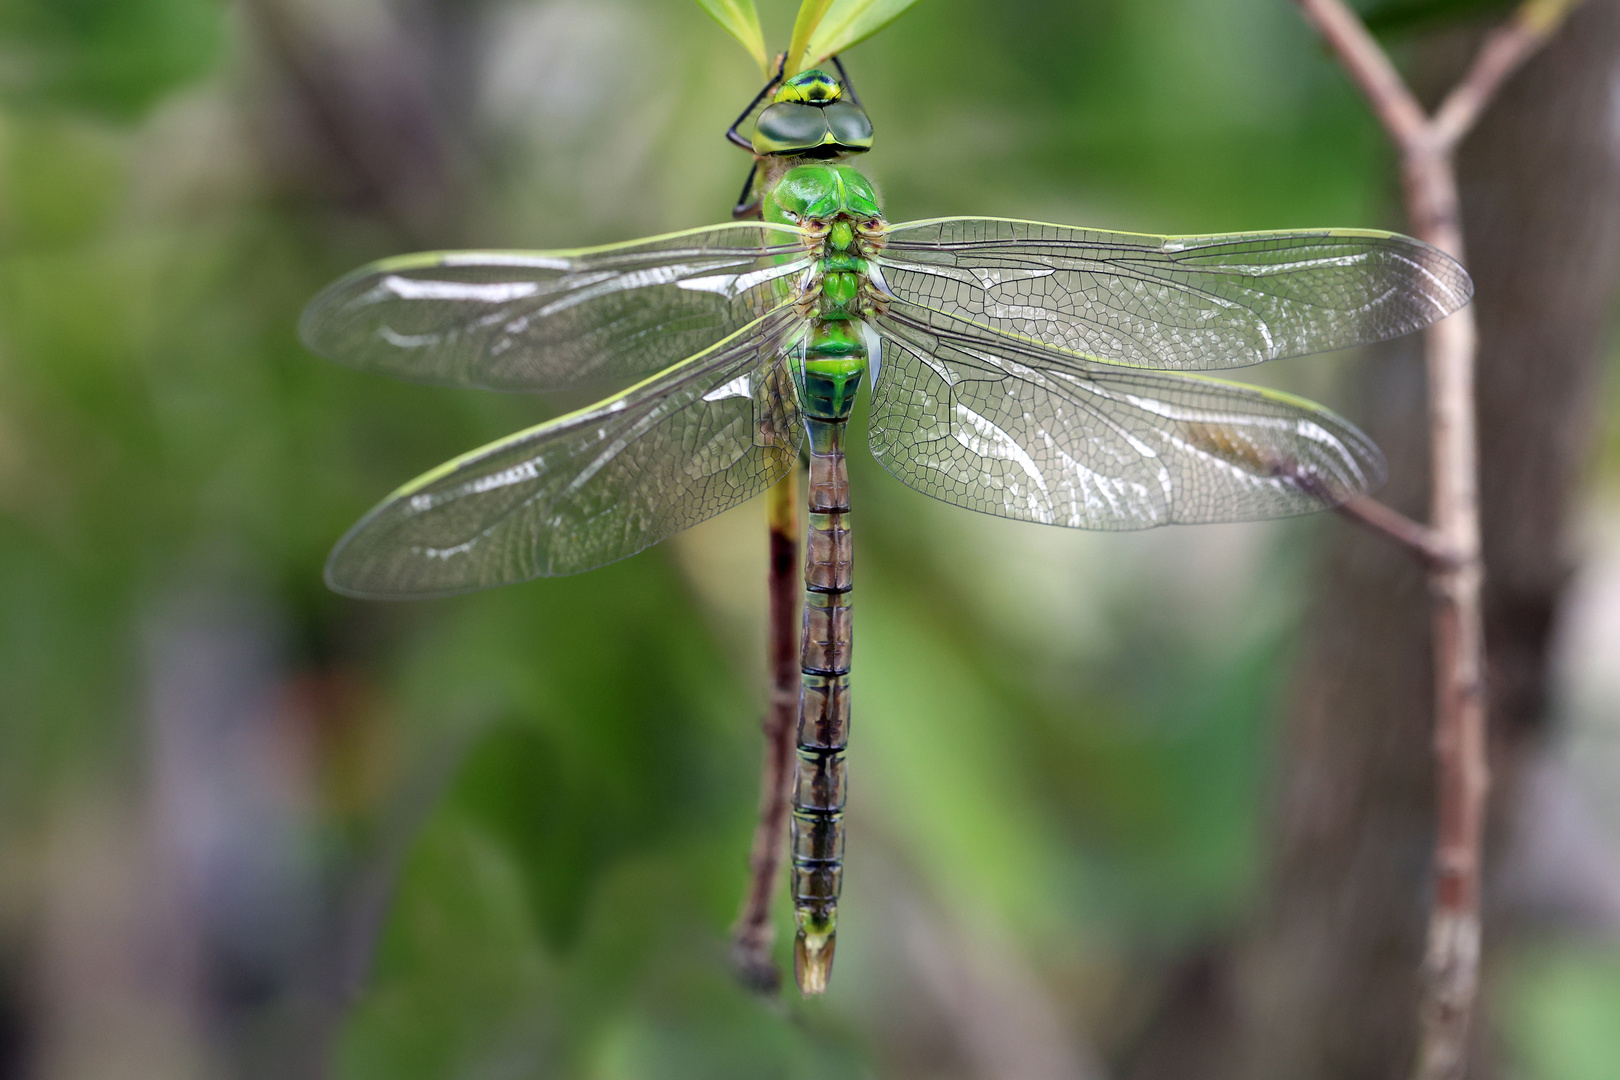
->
left=1289, top=2, right=1583, bottom=1078
left=1431, top=0, right=1585, bottom=150
left=731, top=468, right=801, bottom=991
left=1294, top=0, right=1429, bottom=150
left=1334, top=494, right=1457, bottom=570
left=1273, top=462, right=1454, bottom=567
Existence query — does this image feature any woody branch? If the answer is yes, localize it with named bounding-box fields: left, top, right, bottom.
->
left=732, top=469, right=802, bottom=991
left=1290, top=2, right=1582, bottom=1079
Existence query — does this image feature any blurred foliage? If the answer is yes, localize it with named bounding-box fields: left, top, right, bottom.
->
left=1503, top=943, right=1620, bottom=1080
left=0, top=0, right=225, bottom=120
left=0, top=0, right=1615, bottom=1078
left=1357, top=0, right=1515, bottom=34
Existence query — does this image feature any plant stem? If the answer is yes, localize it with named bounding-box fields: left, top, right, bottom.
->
left=1290, top=2, right=1581, bottom=1077
left=1332, top=495, right=1455, bottom=569
left=731, top=467, right=802, bottom=991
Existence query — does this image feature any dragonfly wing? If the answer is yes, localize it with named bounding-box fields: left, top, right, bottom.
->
left=301, top=223, right=810, bottom=391
left=877, top=217, right=1472, bottom=370
left=870, top=308, right=1385, bottom=529
left=327, top=311, right=806, bottom=597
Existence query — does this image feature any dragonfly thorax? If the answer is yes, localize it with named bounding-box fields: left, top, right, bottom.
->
left=765, top=162, right=882, bottom=229
left=764, top=163, right=889, bottom=424
left=769, top=169, right=889, bottom=330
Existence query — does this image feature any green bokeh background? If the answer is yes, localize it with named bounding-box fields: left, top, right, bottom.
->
left=1, top=1, right=1616, bottom=1078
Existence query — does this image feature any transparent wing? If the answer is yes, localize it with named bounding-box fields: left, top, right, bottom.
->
left=878, top=217, right=1472, bottom=371
left=327, top=311, right=806, bottom=598
left=300, top=223, right=810, bottom=391
left=870, top=307, right=1385, bottom=529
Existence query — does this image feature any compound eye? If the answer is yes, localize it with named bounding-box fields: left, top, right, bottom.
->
left=823, top=102, right=873, bottom=152
left=752, top=102, right=830, bottom=156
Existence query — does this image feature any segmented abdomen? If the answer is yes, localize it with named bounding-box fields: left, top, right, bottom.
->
left=791, top=410, right=853, bottom=993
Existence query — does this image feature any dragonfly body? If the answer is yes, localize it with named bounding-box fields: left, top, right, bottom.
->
left=764, top=159, right=887, bottom=990
left=300, top=65, right=1473, bottom=995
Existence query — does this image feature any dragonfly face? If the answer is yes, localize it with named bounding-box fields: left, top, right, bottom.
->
left=752, top=69, right=874, bottom=158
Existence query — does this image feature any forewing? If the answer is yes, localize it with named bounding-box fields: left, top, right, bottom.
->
left=301, top=223, right=809, bottom=391
left=870, top=308, right=1385, bottom=529
left=327, top=312, right=805, bottom=597
left=879, top=217, right=1472, bottom=371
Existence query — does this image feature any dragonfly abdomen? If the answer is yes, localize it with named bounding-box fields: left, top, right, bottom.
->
left=792, top=413, right=852, bottom=995
left=791, top=321, right=865, bottom=994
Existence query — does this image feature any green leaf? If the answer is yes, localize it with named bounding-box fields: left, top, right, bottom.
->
left=785, top=0, right=836, bottom=76
left=693, top=0, right=769, bottom=77
left=804, top=0, right=923, bottom=68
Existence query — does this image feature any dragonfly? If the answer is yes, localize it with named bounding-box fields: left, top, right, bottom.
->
left=300, top=63, right=1472, bottom=996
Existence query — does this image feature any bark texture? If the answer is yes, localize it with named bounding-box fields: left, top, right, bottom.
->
left=1125, top=4, right=1620, bottom=1077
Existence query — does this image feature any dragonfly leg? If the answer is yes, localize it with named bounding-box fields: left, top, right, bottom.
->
left=732, top=160, right=763, bottom=220
left=725, top=54, right=787, bottom=153
left=792, top=416, right=852, bottom=994
left=830, top=55, right=861, bottom=107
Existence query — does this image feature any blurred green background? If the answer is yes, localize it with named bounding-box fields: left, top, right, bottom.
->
left=1, top=1, right=1617, bottom=1078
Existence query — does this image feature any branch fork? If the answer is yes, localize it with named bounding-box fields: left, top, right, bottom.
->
left=1290, top=2, right=1582, bottom=1078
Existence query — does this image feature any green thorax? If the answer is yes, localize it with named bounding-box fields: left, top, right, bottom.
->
left=764, top=161, right=881, bottom=226
left=762, top=162, right=886, bottom=422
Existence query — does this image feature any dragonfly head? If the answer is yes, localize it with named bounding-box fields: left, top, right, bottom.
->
left=752, top=70, right=873, bottom=158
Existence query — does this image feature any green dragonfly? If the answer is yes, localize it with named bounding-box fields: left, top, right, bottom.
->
left=300, top=63, right=1472, bottom=995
